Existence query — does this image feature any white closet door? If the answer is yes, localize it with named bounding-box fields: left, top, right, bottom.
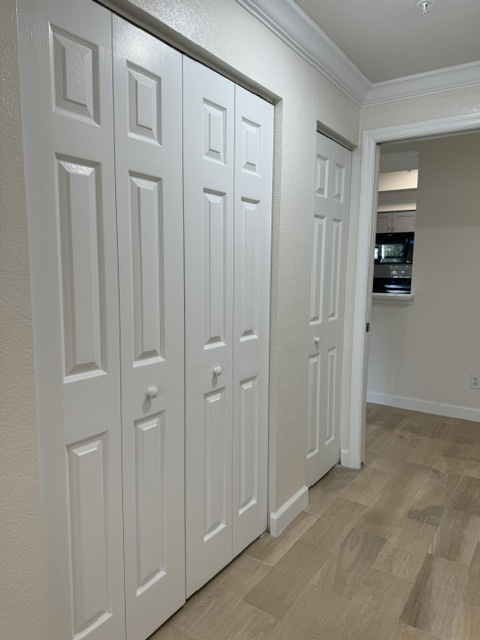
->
left=112, top=17, right=185, bottom=639
left=306, top=133, right=351, bottom=487
left=183, top=57, right=235, bottom=596
left=232, top=87, right=273, bottom=555
left=17, top=1, right=125, bottom=639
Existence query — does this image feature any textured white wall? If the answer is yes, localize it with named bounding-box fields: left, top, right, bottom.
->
left=368, top=133, right=480, bottom=413
left=0, top=0, right=47, bottom=638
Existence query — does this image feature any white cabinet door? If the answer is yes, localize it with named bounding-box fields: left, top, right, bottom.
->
left=112, top=18, right=185, bottom=638
left=392, top=211, right=416, bottom=232
left=306, top=133, right=351, bottom=487
left=232, top=86, right=273, bottom=556
left=17, top=1, right=126, bottom=638
left=376, top=212, right=391, bottom=233
left=183, top=57, right=235, bottom=596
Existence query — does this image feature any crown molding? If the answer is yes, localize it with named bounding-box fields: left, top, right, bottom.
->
left=365, top=60, right=480, bottom=106
left=236, top=0, right=480, bottom=108
left=235, top=0, right=370, bottom=105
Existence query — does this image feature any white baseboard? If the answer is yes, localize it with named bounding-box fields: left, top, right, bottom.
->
left=269, top=485, right=309, bottom=537
left=367, top=391, right=480, bottom=423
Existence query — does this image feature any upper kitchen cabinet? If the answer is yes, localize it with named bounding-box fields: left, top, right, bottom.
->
left=377, top=210, right=416, bottom=233
left=377, top=163, right=419, bottom=233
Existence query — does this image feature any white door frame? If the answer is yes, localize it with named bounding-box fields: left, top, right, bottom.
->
left=347, top=111, right=480, bottom=469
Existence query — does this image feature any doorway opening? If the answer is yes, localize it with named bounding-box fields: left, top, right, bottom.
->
left=369, top=133, right=480, bottom=421
left=349, top=113, right=480, bottom=468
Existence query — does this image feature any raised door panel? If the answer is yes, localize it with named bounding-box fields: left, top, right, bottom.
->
left=57, top=157, right=106, bottom=379
left=326, top=347, right=338, bottom=447
left=306, top=354, right=322, bottom=461
left=17, top=1, right=125, bottom=639
left=203, top=189, right=229, bottom=347
left=113, top=17, right=185, bottom=639
left=68, top=437, right=111, bottom=637
left=51, top=27, right=99, bottom=124
left=233, top=86, right=273, bottom=555
left=129, top=174, right=164, bottom=363
left=306, top=133, right=351, bottom=487
left=183, top=57, right=235, bottom=597
left=203, top=390, right=228, bottom=539
left=328, top=218, right=343, bottom=322
left=309, top=215, right=327, bottom=327
left=237, top=378, right=259, bottom=514
left=134, top=414, right=166, bottom=592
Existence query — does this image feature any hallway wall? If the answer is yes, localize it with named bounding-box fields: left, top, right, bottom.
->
left=0, top=1, right=47, bottom=638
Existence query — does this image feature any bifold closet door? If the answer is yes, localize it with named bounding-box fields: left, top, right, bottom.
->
left=112, top=17, right=185, bottom=640
left=183, top=57, right=273, bottom=596
left=232, top=87, right=273, bottom=556
left=306, top=133, right=351, bottom=487
left=183, top=57, right=235, bottom=596
left=17, top=1, right=126, bottom=639
left=20, top=0, right=274, bottom=633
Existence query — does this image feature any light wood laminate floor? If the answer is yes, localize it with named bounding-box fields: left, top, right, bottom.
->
left=151, top=404, right=480, bottom=640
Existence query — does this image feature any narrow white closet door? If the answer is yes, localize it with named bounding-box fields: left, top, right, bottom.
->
left=232, top=87, right=274, bottom=555
left=183, top=57, right=235, bottom=596
left=112, top=17, right=185, bottom=639
left=17, top=1, right=125, bottom=639
left=306, top=133, right=351, bottom=487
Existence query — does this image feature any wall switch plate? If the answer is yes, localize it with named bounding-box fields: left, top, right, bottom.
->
left=470, top=374, right=480, bottom=389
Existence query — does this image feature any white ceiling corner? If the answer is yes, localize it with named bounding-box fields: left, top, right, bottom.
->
left=235, top=0, right=370, bottom=105
left=235, top=0, right=480, bottom=107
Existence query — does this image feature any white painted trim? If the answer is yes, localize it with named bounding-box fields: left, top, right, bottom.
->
left=268, top=485, right=308, bottom=537
left=340, top=449, right=361, bottom=469
left=350, top=112, right=480, bottom=470
left=235, top=0, right=370, bottom=105
left=349, top=135, right=378, bottom=470
left=235, top=0, right=480, bottom=107
left=365, top=61, right=480, bottom=107
left=372, top=293, right=415, bottom=305
left=367, top=392, right=480, bottom=424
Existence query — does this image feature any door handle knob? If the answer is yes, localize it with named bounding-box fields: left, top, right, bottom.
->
left=147, top=386, right=159, bottom=399
left=213, top=366, right=222, bottom=377
left=314, top=337, right=320, bottom=345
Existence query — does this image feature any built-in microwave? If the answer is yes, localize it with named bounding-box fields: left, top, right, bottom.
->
left=374, top=232, right=414, bottom=265
left=373, top=232, right=414, bottom=294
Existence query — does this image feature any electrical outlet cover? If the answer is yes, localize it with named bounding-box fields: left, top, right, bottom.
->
left=470, top=374, right=480, bottom=389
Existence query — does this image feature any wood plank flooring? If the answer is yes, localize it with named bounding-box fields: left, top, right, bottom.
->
left=150, top=404, right=480, bottom=640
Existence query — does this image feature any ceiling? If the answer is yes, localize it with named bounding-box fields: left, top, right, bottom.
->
left=294, top=0, right=480, bottom=83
